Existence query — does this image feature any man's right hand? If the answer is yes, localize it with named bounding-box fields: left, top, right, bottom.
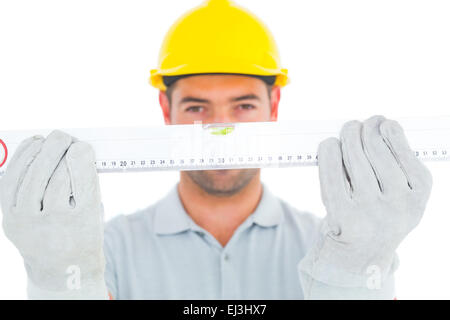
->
left=0, top=130, right=108, bottom=299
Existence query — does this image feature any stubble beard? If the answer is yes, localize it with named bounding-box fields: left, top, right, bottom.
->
left=186, top=168, right=259, bottom=197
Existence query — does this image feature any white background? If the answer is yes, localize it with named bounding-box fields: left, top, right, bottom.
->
left=0, top=0, right=449, bottom=299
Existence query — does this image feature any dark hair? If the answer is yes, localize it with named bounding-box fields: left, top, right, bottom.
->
left=163, top=73, right=276, bottom=106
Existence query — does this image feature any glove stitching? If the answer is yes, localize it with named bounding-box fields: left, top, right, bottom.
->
left=14, top=144, right=43, bottom=208
left=40, top=145, right=73, bottom=212
left=340, top=137, right=354, bottom=198
left=361, top=125, right=384, bottom=193
left=381, top=134, right=413, bottom=190
left=65, top=156, right=76, bottom=209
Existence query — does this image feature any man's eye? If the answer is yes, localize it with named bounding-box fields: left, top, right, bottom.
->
left=239, top=104, right=256, bottom=110
left=185, top=106, right=204, bottom=112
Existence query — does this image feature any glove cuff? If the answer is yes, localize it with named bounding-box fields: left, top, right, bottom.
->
left=27, top=277, right=109, bottom=300
left=298, top=230, right=400, bottom=288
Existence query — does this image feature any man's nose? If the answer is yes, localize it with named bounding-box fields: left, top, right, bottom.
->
left=208, top=109, right=234, bottom=124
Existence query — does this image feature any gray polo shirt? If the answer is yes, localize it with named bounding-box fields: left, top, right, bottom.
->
left=104, top=183, right=395, bottom=299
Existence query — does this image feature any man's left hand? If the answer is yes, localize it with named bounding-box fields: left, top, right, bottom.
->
left=305, top=115, right=433, bottom=287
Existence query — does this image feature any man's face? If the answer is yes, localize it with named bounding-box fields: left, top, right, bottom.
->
left=159, top=74, right=281, bottom=197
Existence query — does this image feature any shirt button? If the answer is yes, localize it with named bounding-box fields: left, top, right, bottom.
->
left=224, top=253, right=230, bottom=261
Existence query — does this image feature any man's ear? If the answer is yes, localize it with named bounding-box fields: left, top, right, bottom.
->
left=270, top=85, right=281, bottom=121
left=159, top=90, right=171, bottom=125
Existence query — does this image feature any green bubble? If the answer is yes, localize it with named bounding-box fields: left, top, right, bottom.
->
left=210, top=127, right=234, bottom=136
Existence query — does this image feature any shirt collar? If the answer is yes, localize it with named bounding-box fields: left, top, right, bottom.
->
left=153, top=182, right=283, bottom=235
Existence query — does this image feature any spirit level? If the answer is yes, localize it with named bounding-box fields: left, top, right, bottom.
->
left=0, top=117, right=449, bottom=177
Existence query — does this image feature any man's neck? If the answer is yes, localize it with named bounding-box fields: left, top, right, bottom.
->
left=178, top=172, right=263, bottom=248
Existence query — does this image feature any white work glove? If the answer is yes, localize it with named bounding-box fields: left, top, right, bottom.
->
left=0, top=130, right=108, bottom=299
left=299, top=115, right=432, bottom=289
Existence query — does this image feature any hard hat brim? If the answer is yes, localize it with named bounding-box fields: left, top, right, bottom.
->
left=150, top=67, right=289, bottom=91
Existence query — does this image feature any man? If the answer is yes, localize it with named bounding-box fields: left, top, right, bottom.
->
left=0, top=0, right=432, bottom=299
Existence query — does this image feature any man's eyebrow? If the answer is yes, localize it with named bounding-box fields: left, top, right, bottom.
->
left=180, top=97, right=211, bottom=104
left=230, top=94, right=261, bottom=102
left=179, top=94, right=261, bottom=104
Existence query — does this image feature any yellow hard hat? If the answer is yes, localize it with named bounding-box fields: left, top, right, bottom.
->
left=149, top=0, right=289, bottom=91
